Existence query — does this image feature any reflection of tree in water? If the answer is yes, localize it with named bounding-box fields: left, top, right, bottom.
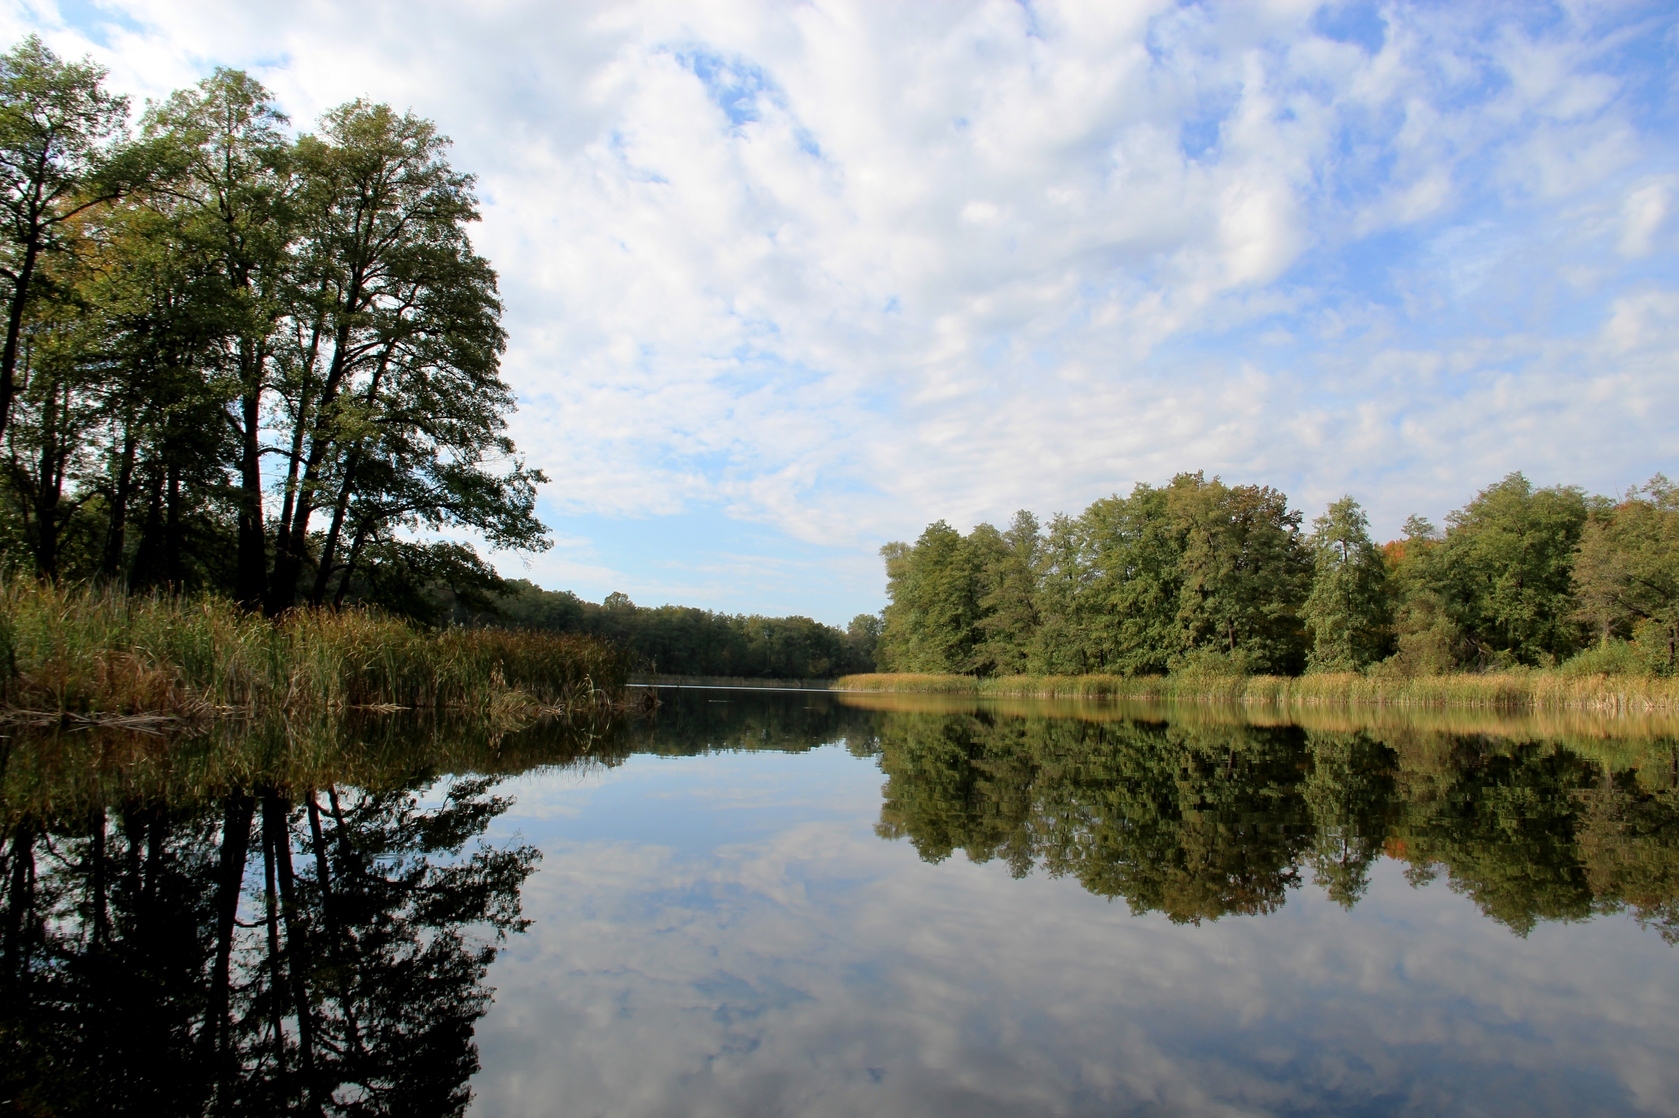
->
left=872, top=712, right=1322, bottom=923
left=0, top=772, right=536, bottom=1116
left=618, top=688, right=879, bottom=759
left=868, top=710, right=1679, bottom=936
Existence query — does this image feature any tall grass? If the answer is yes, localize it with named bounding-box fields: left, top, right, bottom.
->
left=833, top=670, right=1679, bottom=712
left=0, top=580, right=628, bottom=720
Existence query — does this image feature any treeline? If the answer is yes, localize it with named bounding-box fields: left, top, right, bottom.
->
left=0, top=39, right=543, bottom=619
left=878, top=471, right=1679, bottom=677
left=486, top=581, right=881, bottom=680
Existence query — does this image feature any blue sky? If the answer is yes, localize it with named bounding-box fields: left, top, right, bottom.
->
left=9, top=0, right=1677, bottom=625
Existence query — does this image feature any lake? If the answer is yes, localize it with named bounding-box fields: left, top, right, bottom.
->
left=3, top=687, right=1677, bottom=1116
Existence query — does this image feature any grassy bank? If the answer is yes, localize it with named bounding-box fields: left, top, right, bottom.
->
left=833, top=671, right=1679, bottom=712
left=0, top=581, right=629, bottom=721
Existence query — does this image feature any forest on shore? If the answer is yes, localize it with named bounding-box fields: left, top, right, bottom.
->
left=0, top=39, right=544, bottom=618
left=487, top=581, right=879, bottom=680
left=875, top=471, right=1679, bottom=680
left=0, top=38, right=880, bottom=688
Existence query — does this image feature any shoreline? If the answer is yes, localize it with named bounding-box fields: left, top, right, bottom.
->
left=832, top=671, right=1679, bottom=712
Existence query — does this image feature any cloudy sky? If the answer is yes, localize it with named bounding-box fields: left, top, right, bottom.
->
left=7, top=0, right=1676, bottom=624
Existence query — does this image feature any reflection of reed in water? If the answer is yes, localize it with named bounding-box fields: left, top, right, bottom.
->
left=836, top=689, right=1679, bottom=747
left=0, top=711, right=626, bottom=827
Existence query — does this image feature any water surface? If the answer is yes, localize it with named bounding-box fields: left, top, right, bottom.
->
left=3, top=689, right=1677, bottom=1116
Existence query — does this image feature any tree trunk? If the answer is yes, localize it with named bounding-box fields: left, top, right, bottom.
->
left=234, top=353, right=267, bottom=608
left=0, top=233, right=42, bottom=444
left=268, top=315, right=327, bottom=616
left=269, top=279, right=364, bottom=615
left=311, top=458, right=357, bottom=607
left=311, top=349, right=392, bottom=606
left=164, top=460, right=183, bottom=588
left=128, top=467, right=166, bottom=589
left=333, top=524, right=369, bottom=608
left=101, top=404, right=138, bottom=581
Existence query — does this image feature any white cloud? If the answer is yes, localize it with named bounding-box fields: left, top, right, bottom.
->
left=5, top=0, right=1677, bottom=610
left=1620, top=180, right=1671, bottom=258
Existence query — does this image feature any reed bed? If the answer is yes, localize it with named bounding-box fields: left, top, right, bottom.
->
left=833, top=670, right=1679, bottom=712
left=0, top=580, right=629, bottom=720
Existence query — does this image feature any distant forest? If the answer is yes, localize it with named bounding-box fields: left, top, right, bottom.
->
left=876, top=471, right=1679, bottom=678
left=487, top=582, right=880, bottom=680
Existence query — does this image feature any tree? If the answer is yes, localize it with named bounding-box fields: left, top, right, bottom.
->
left=1028, top=511, right=1093, bottom=674
left=1572, top=476, right=1679, bottom=672
left=1, top=281, right=102, bottom=578
left=1078, top=484, right=1183, bottom=675
left=1428, top=473, right=1590, bottom=666
left=974, top=510, right=1040, bottom=675
left=877, top=521, right=988, bottom=673
left=1382, top=515, right=1463, bottom=676
left=1167, top=472, right=1312, bottom=674
left=142, top=70, right=297, bottom=605
left=1302, top=496, right=1393, bottom=672
left=0, top=38, right=131, bottom=445
left=846, top=612, right=883, bottom=671
left=266, top=101, right=545, bottom=614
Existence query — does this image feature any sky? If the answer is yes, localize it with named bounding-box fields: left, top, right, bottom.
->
left=5, top=0, right=1677, bottom=626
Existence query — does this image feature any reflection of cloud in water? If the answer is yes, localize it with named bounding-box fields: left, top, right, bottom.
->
left=470, top=754, right=1679, bottom=1117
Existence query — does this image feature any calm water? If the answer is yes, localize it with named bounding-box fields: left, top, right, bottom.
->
left=4, top=689, right=1679, bottom=1116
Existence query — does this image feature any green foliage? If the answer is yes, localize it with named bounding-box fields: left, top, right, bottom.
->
left=1303, top=496, right=1394, bottom=671
left=1423, top=473, right=1591, bottom=666
left=1572, top=476, right=1679, bottom=673
left=878, top=473, right=1311, bottom=678
left=1165, top=473, right=1311, bottom=674
left=488, top=580, right=874, bottom=680
left=880, top=469, right=1670, bottom=682
left=878, top=520, right=989, bottom=673
left=974, top=510, right=1040, bottom=675
left=1073, top=484, right=1182, bottom=675
left=0, top=42, right=548, bottom=622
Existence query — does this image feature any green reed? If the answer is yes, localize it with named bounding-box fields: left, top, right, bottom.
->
left=0, top=579, right=628, bottom=719
left=834, top=670, right=1679, bottom=711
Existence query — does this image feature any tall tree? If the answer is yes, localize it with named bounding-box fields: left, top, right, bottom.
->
left=1, top=279, right=101, bottom=577
left=971, top=513, right=1040, bottom=675
left=1572, top=476, right=1679, bottom=672
left=1302, top=496, right=1393, bottom=672
left=142, top=70, right=296, bottom=606
left=0, top=38, right=130, bottom=445
left=1079, top=484, right=1183, bottom=675
left=878, top=520, right=988, bottom=673
left=1428, top=472, right=1590, bottom=666
left=267, top=101, right=544, bottom=614
left=1166, top=472, right=1312, bottom=674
